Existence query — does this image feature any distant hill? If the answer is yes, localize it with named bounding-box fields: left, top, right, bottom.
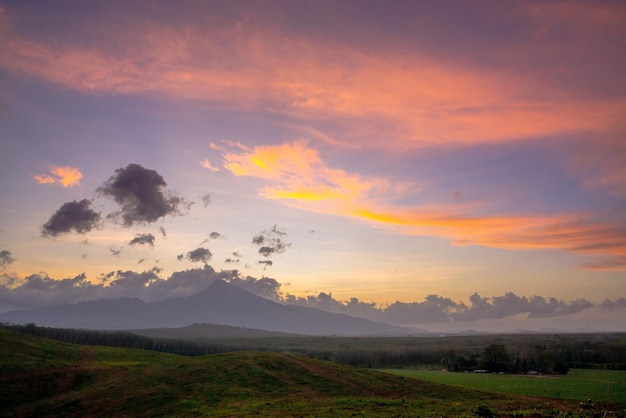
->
left=131, top=322, right=302, bottom=340
left=2, top=328, right=580, bottom=417
left=0, top=280, right=422, bottom=336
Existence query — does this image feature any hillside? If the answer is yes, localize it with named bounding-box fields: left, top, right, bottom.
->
left=0, top=329, right=607, bottom=417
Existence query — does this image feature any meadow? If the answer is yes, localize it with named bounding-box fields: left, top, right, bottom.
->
left=381, top=368, right=626, bottom=404
left=3, top=328, right=625, bottom=417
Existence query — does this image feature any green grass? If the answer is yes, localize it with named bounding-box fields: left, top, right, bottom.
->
left=381, top=367, right=626, bottom=404
left=2, top=329, right=624, bottom=417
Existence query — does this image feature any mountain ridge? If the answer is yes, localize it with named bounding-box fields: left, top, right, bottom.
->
left=0, top=280, right=423, bottom=336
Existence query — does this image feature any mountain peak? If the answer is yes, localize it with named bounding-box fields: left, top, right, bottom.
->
left=0, top=280, right=419, bottom=336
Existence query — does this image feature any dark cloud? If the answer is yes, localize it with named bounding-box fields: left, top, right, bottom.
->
left=384, top=295, right=458, bottom=324
left=283, top=292, right=455, bottom=324
left=159, top=227, right=167, bottom=237
left=284, top=292, right=382, bottom=322
left=137, top=258, right=145, bottom=264
left=128, top=233, right=156, bottom=247
left=201, top=193, right=212, bottom=207
left=284, top=291, right=599, bottom=325
left=0, top=250, right=15, bottom=269
left=176, top=254, right=184, bottom=261
left=110, top=247, right=122, bottom=256
left=42, top=199, right=101, bottom=236
left=225, top=251, right=241, bottom=264
left=98, top=163, right=187, bottom=226
left=102, top=268, right=162, bottom=289
left=452, top=292, right=593, bottom=321
left=199, top=231, right=224, bottom=246
left=258, top=260, right=273, bottom=270
left=526, top=296, right=592, bottom=319
left=252, top=225, right=291, bottom=258
left=258, top=247, right=276, bottom=257
left=601, top=297, right=626, bottom=310
left=186, top=247, right=212, bottom=263
left=164, top=266, right=229, bottom=297
left=227, top=275, right=282, bottom=301
left=0, top=272, right=99, bottom=311
left=0, top=266, right=239, bottom=311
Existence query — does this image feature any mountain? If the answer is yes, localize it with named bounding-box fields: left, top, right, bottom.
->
left=0, top=280, right=422, bottom=336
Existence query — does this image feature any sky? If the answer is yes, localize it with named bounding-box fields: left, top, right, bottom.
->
left=1, top=0, right=625, bottom=332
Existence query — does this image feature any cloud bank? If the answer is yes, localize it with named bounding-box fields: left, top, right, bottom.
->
left=3, top=2, right=624, bottom=151
left=283, top=291, right=598, bottom=325
left=1, top=266, right=622, bottom=327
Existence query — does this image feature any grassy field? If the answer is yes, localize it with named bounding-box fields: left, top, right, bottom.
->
left=2, top=328, right=625, bottom=417
left=381, top=367, right=626, bottom=405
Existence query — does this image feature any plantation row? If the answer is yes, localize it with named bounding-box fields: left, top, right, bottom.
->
left=3, top=323, right=625, bottom=373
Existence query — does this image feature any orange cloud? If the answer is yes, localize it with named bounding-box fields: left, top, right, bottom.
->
left=223, top=141, right=626, bottom=271
left=2, top=5, right=625, bottom=151
left=33, top=174, right=56, bottom=185
left=354, top=205, right=626, bottom=263
left=34, top=166, right=83, bottom=187
left=221, top=140, right=400, bottom=205
left=199, top=159, right=220, bottom=172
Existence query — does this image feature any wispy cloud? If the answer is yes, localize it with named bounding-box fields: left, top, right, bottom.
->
left=251, top=225, right=291, bottom=260
left=2, top=3, right=625, bottom=151
left=223, top=141, right=626, bottom=271
left=222, top=140, right=398, bottom=205
left=34, top=166, right=83, bottom=188
left=199, top=159, right=220, bottom=172
left=569, top=137, right=626, bottom=197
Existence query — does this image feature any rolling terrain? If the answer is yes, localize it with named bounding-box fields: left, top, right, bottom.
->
left=1, top=328, right=619, bottom=417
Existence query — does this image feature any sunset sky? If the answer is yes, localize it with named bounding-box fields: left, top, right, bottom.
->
left=1, top=0, right=625, bottom=331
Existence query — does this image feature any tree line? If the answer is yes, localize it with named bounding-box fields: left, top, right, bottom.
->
left=1, top=323, right=250, bottom=357
left=2, top=323, right=625, bottom=372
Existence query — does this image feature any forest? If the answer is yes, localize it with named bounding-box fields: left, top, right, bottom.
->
left=3, top=322, right=625, bottom=373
